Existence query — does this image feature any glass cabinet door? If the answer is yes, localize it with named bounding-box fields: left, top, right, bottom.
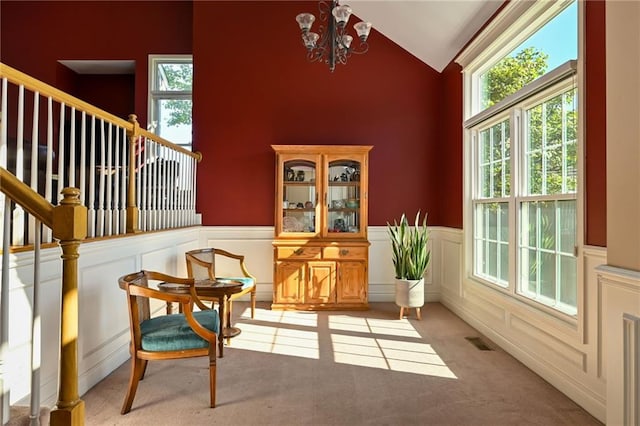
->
left=326, top=157, right=364, bottom=238
left=280, top=157, right=319, bottom=236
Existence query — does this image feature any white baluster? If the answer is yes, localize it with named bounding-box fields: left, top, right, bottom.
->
left=30, top=221, right=42, bottom=426
left=43, top=97, right=54, bottom=242
left=105, top=122, right=113, bottom=236
left=151, top=141, right=158, bottom=230
left=170, top=148, right=178, bottom=228
left=1, top=198, right=11, bottom=424
left=113, top=126, right=120, bottom=235
left=161, top=146, right=168, bottom=228
left=57, top=102, right=66, bottom=203
left=69, top=107, right=76, bottom=188
left=96, top=119, right=106, bottom=237
left=12, top=85, right=25, bottom=246
left=28, top=92, right=40, bottom=244
left=87, top=115, right=96, bottom=238
left=191, top=156, right=197, bottom=225
left=79, top=112, right=86, bottom=207
left=120, top=128, right=127, bottom=233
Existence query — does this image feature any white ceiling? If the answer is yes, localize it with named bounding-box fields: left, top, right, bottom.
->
left=58, top=60, right=135, bottom=75
left=58, top=1, right=503, bottom=76
left=350, top=0, right=504, bottom=72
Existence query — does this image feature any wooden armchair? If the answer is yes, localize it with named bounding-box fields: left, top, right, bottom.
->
left=185, top=248, right=257, bottom=322
left=118, top=270, right=219, bottom=415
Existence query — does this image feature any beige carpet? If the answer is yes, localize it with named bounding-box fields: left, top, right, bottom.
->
left=13, top=302, right=602, bottom=425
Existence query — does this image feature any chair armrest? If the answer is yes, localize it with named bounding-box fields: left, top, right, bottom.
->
left=127, top=283, right=192, bottom=305
left=214, top=249, right=257, bottom=282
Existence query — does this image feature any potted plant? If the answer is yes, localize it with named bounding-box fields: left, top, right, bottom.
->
left=387, top=211, right=430, bottom=319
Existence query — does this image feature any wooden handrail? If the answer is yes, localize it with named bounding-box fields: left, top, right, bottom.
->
left=0, top=168, right=53, bottom=227
left=0, top=63, right=130, bottom=129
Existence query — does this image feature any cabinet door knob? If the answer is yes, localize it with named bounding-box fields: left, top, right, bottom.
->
left=340, top=249, right=349, bottom=256
left=294, top=248, right=304, bottom=255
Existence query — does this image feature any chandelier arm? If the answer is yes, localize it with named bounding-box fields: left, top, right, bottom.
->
left=348, top=42, right=369, bottom=55
left=318, top=1, right=331, bottom=19
left=307, top=46, right=327, bottom=63
left=317, top=23, right=330, bottom=48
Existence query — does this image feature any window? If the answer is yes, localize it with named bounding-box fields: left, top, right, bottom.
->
left=462, top=1, right=579, bottom=316
left=148, top=55, right=193, bottom=150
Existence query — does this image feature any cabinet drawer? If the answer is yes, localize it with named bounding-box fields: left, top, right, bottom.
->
left=323, top=246, right=367, bottom=260
left=277, top=246, right=322, bottom=259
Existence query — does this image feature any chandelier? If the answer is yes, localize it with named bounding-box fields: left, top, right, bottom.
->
left=295, top=1, right=372, bottom=72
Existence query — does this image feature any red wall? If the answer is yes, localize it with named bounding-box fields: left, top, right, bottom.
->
left=74, top=74, right=135, bottom=119
left=0, top=0, right=193, bottom=123
left=436, top=61, right=463, bottom=228
left=584, top=0, right=607, bottom=247
left=192, top=1, right=441, bottom=226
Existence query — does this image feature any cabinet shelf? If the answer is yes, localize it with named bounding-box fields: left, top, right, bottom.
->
left=284, top=181, right=315, bottom=186
left=328, top=208, right=359, bottom=213
left=284, top=208, right=315, bottom=212
left=328, top=181, right=360, bottom=187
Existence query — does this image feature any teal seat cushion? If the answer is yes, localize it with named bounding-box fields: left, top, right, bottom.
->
left=216, top=277, right=254, bottom=291
left=140, top=309, right=219, bottom=352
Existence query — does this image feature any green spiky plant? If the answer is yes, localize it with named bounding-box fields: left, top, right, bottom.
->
left=387, top=211, right=430, bottom=280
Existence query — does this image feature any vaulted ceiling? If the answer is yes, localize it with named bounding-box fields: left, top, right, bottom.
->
left=61, top=1, right=505, bottom=76
left=350, top=0, right=504, bottom=72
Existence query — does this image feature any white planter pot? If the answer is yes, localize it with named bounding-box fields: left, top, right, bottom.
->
left=395, top=278, right=425, bottom=308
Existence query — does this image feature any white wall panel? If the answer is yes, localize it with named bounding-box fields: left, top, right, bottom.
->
left=598, top=266, right=640, bottom=425
left=439, top=231, right=607, bottom=422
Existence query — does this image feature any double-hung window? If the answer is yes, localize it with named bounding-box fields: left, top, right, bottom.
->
left=462, top=1, right=579, bottom=316
left=148, top=55, right=193, bottom=150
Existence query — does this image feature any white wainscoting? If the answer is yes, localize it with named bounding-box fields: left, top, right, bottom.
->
left=597, top=265, right=640, bottom=426
left=5, top=227, right=201, bottom=406
left=4, top=225, right=616, bottom=423
left=434, top=227, right=608, bottom=423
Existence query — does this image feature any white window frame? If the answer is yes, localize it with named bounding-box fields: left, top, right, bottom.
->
left=457, top=0, right=585, bottom=331
left=148, top=54, right=193, bottom=150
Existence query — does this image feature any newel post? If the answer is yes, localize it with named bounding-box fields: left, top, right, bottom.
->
left=49, top=188, right=87, bottom=426
left=126, top=114, right=140, bottom=233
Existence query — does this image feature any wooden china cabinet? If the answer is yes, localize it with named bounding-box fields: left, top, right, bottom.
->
left=271, top=145, right=372, bottom=310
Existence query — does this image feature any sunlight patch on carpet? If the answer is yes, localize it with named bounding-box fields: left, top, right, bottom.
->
left=233, top=307, right=457, bottom=378
left=331, top=334, right=457, bottom=378
left=229, top=321, right=319, bottom=359
left=328, top=315, right=421, bottom=338
left=239, top=307, right=318, bottom=327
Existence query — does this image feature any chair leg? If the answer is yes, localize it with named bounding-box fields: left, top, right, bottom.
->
left=209, top=347, right=217, bottom=408
left=121, top=355, right=146, bottom=414
left=251, top=289, right=256, bottom=319
left=140, top=359, right=148, bottom=380
left=226, top=299, right=233, bottom=345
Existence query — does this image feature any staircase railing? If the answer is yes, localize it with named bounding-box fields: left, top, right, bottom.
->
left=0, top=62, right=201, bottom=250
